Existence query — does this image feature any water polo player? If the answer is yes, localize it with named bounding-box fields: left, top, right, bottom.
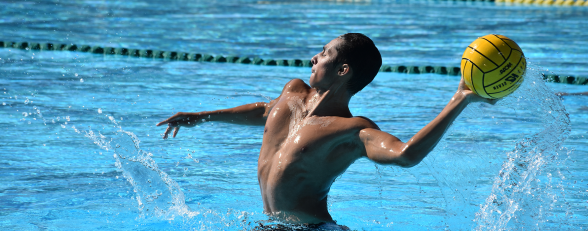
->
left=157, top=33, right=497, bottom=227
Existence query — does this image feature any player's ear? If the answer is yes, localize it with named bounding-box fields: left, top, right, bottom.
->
left=338, top=64, right=351, bottom=76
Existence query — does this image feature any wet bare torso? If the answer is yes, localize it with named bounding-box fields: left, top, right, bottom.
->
left=257, top=79, right=373, bottom=224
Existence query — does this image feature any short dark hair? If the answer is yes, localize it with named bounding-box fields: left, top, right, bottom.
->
left=335, top=33, right=382, bottom=96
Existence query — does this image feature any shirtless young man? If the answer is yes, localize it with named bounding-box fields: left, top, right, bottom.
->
left=157, top=33, right=496, bottom=226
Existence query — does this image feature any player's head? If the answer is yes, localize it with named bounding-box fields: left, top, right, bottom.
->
left=310, top=33, right=381, bottom=96
left=335, top=33, right=382, bottom=95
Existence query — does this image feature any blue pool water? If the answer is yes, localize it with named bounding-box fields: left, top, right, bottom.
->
left=1, top=0, right=587, bottom=230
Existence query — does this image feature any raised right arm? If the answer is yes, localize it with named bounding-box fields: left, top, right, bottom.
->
left=359, top=77, right=497, bottom=167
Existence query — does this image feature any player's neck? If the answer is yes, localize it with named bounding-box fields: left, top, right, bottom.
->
left=309, top=87, right=352, bottom=118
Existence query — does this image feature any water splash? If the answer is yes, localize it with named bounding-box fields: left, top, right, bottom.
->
left=411, top=64, right=573, bottom=230
left=82, top=125, right=192, bottom=220
left=473, top=66, right=572, bottom=230
left=76, top=116, right=265, bottom=229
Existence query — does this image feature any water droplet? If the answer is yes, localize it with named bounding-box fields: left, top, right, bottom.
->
left=80, top=78, right=84, bottom=82
left=24, top=98, right=29, bottom=104
left=98, top=108, right=102, bottom=114
left=22, top=112, right=28, bottom=117
left=75, top=73, right=78, bottom=77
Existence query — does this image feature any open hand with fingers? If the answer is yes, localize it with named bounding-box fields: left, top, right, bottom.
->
left=156, top=112, right=205, bottom=139
left=155, top=102, right=270, bottom=139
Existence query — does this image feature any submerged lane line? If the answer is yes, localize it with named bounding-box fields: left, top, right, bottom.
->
left=0, top=40, right=585, bottom=85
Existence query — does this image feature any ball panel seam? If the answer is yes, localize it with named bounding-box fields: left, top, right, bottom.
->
left=480, top=37, right=507, bottom=61
left=501, top=39, right=523, bottom=54
left=494, top=35, right=524, bottom=54
left=482, top=45, right=514, bottom=74
left=493, top=34, right=513, bottom=49
left=487, top=77, right=523, bottom=97
left=484, top=52, right=524, bottom=88
left=470, top=61, right=481, bottom=96
left=468, top=45, right=500, bottom=68
left=462, top=59, right=480, bottom=96
left=481, top=35, right=511, bottom=61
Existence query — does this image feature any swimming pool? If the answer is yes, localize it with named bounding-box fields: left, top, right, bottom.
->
left=1, top=0, right=587, bottom=230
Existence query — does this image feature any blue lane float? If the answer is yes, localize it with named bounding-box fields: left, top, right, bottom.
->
left=1, top=41, right=585, bottom=85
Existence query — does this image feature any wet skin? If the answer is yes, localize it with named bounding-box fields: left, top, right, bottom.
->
left=157, top=38, right=496, bottom=224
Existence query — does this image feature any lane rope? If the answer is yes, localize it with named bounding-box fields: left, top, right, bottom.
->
left=1, top=41, right=585, bottom=85
left=494, top=0, right=588, bottom=6
left=415, top=0, right=588, bottom=6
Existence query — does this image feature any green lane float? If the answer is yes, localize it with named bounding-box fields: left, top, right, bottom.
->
left=0, top=40, right=585, bottom=85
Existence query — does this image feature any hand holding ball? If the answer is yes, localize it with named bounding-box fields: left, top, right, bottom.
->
left=461, top=34, right=526, bottom=99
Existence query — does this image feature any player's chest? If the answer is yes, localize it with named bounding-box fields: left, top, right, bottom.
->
left=265, top=114, right=341, bottom=152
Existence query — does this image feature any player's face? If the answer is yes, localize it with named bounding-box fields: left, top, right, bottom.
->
left=309, top=38, right=344, bottom=89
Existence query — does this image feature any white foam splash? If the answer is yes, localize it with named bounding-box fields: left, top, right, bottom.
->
left=77, top=118, right=263, bottom=229
left=473, top=66, right=572, bottom=230
left=402, top=64, right=574, bottom=230
left=83, top=127, right=194, bottom=220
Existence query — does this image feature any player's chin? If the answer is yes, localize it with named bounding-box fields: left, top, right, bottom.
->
left=309, top=75, right=317, bottom=87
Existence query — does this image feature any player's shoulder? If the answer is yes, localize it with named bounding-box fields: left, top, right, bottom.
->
left=281, top=78, right=310, bottom=94
left=341, top=116, right=380, bottom=130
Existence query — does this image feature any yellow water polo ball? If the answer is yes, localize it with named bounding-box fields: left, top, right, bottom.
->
left=461, top=34, right=526, bottom=99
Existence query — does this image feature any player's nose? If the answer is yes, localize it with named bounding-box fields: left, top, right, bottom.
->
left=311, top=55, right=317, bottom=65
